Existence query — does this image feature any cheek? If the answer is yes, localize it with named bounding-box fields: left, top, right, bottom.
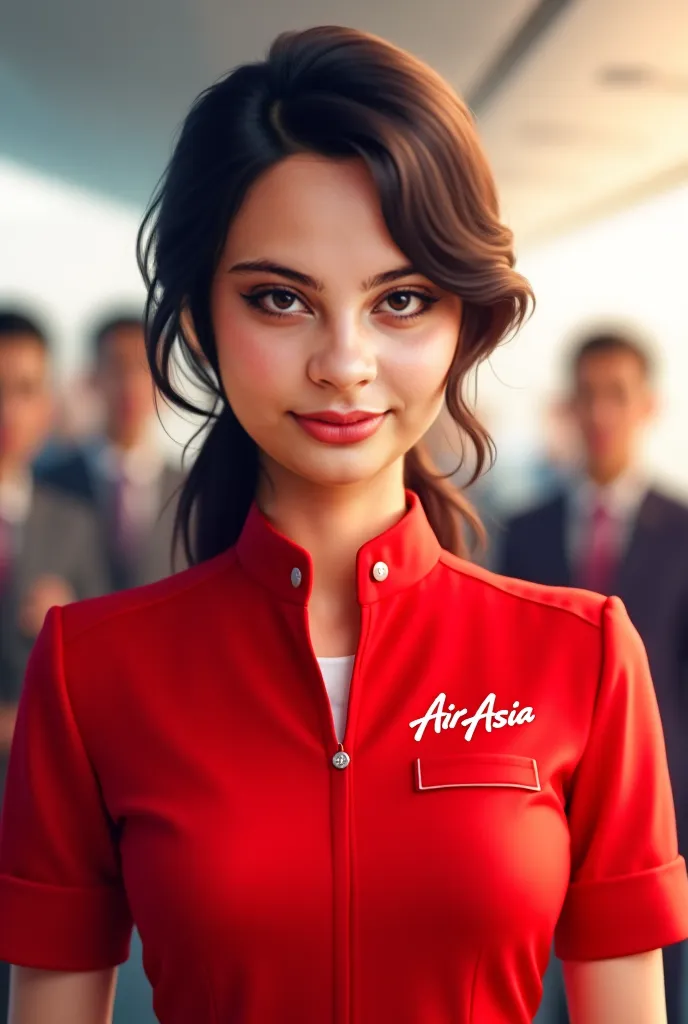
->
left=388, top=324, right=458, bottom=406
left=215, top=321, right=292, bottom=417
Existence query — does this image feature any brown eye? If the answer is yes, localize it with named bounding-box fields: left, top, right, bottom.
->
left=241, top=288, right=310, bottom=317
left=376, top=289, right=437, bottom=320
left=271, top=289, right=297, bottom=311
left=386, top=291, right=413, bottom=312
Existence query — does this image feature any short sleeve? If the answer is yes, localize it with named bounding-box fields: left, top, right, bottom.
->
left=555, top=596, right=688, bottom=961
left=0, top=607, right=133, bottom=970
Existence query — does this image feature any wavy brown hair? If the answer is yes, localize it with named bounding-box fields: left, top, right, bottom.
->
left=138, top=25, right=533, bottom=563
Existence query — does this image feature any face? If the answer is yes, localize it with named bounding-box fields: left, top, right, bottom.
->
left=211, top=155, right=462, bottom=497
left=0, top=336, right=53, bottom=472
left=570, top=349, right=654, bottom=479
left=94, top=324, right=155, bottom=446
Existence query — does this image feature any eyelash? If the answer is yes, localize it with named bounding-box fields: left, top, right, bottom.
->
left=240, top=287, right=439, bottom=321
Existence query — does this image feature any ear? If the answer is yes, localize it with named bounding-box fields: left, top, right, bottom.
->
left=643, top=388, right=658, bottom=420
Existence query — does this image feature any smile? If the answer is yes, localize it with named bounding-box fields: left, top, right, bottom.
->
left=291, top=410, right=388, bottom=445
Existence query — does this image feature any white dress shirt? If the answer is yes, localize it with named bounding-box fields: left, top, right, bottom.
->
left=566, top=468, right=648, bottom=570
left=0, top=473, right=33, bottom=526
left=0, top=473, right=33, bottom=559
left=95, top=441, right=166, bottom=540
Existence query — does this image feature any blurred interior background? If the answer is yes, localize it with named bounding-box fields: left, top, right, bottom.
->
left=1, top=1, right=688, bottom=1021
left=2, top=0, right=687, bottom=511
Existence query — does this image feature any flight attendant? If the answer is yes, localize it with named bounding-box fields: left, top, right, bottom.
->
left=1, top=25, right=687, bottom=1024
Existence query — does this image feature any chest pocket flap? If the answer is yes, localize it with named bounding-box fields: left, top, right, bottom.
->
left=415, top=754, right=540, bottom=792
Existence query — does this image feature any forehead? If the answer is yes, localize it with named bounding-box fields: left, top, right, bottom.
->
left=223, top=154, right=407, bottom=277
left=576, top=349, right=648, bottom=385
left=99, top=325, right=145, bottom=361
left=0, top=335, right=48, bottom=376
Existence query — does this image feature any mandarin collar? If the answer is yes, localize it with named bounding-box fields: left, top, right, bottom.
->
left=235, top=490, right=441, bottom=605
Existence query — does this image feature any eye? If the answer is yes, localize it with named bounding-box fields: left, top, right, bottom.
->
left=240, top=287, right=310, bottom=318
left=376, top=289, right=438, bottom=320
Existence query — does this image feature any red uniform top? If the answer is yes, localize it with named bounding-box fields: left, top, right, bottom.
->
left=1, top=492, right=687, bottom=1023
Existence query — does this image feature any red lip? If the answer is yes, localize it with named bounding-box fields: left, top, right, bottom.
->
left=291, top=410, right=387, bottom=445
left=295, top=410, right=385, bottom=425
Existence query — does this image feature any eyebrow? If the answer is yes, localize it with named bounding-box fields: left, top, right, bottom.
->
left=227, top=259, right=419, bottom=292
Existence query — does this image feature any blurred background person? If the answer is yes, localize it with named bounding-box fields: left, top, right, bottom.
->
left=0, top=309, right=107, bottom=1023
left=499, top=328, right=688, bottom=1024
left=39, top=312, right=185, bottom=591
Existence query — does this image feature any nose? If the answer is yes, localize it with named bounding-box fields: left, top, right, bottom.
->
left=307, top=317, right=377, bottom=392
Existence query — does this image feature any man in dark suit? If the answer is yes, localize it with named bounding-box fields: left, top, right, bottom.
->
left=499, top=329, right=688, bottom=1024
left=40, top=312, right=185, bottom=590
left=0, top=311, right=107, bottom=1021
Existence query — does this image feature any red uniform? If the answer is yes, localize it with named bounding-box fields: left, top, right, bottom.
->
left=1, top=492, right=687, bottom=1023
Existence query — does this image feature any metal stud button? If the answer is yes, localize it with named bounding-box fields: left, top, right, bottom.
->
left=290, top=567, right=302, bottom=588
left=332, top=751, right=351, bottom=770
left=371, top=561, right=389, bottom=583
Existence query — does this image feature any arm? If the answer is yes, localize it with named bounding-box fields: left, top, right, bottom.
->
left=0, top=610, right=134, bottom=996
left=9, top=966, right=118, bottom=1024
left=554, top=599, right=688, bottom=1016
left=563, top=950, right=666, bottom=1024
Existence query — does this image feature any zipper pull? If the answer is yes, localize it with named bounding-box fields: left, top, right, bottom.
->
left=332, top=744, right=351, bottom=770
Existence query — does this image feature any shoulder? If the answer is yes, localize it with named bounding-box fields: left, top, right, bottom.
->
left=162, top=462, right=185, bottom=485
left=61, top=548, right=238, bottom=643
left=503, top=492, right=567, bottom=535
left=36, top=450, right=93, bottom=497
left=645, top=487, right=688, bottom=532
left=438, top=549, right=605, bottom=630
left=159, top=463, right=185, bottom=500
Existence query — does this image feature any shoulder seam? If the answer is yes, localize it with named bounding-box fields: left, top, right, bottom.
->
left=438, top=552, right=602, bottom=629
left=67, top=550, right=238, bottom=643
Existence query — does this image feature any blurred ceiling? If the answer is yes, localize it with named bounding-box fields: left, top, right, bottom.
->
left=0, top=0, right=687, bottom=246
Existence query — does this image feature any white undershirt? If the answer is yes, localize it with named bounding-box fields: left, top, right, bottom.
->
left=317, top=656, right=355, bottom=742
left=567, top=469, right=648, bottom=567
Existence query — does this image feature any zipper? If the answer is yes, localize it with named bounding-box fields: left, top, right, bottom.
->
left=301, top=606, right=371, bottom=1024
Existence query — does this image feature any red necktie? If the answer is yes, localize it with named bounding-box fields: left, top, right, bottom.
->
left=578, top=501, right=618, bottom=594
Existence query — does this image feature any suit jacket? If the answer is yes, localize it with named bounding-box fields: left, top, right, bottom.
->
left=499, top=487, right=688, bottom=845
left=0, top=482, right=108, bottom=799
left=38, top=448, right=186, bottom=591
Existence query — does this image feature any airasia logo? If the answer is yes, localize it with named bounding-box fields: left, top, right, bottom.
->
left=409, top=692, right=536, bottom=743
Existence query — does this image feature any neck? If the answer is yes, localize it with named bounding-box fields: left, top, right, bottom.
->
left=257, top=460, right=407, bottom=656
left=586, top=460, right=633, bottom=488
left=259, top=461, right=407, bottom=576
left=106, top=427, right=147, bottom=452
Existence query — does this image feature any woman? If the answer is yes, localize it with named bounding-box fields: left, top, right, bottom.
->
left=0, top=25, right=687, bottom=1024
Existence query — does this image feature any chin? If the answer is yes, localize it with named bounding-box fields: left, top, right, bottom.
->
left=282, top=449, right=397, bottom=489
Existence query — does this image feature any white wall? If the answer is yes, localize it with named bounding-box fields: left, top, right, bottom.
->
left=0, top=158, right=194, bottom=455
left=0, top=159, right=144, bottom=375
left=482, top=181, right=688, bottom=500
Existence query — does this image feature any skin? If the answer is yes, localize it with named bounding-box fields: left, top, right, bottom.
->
left=9, top=157, right=668, bottom=1022
left=212, top=155, right=462, bottom=656
left=570, top=348, right=655, bottom=486
left=93, top=324, right=157, bottom=450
